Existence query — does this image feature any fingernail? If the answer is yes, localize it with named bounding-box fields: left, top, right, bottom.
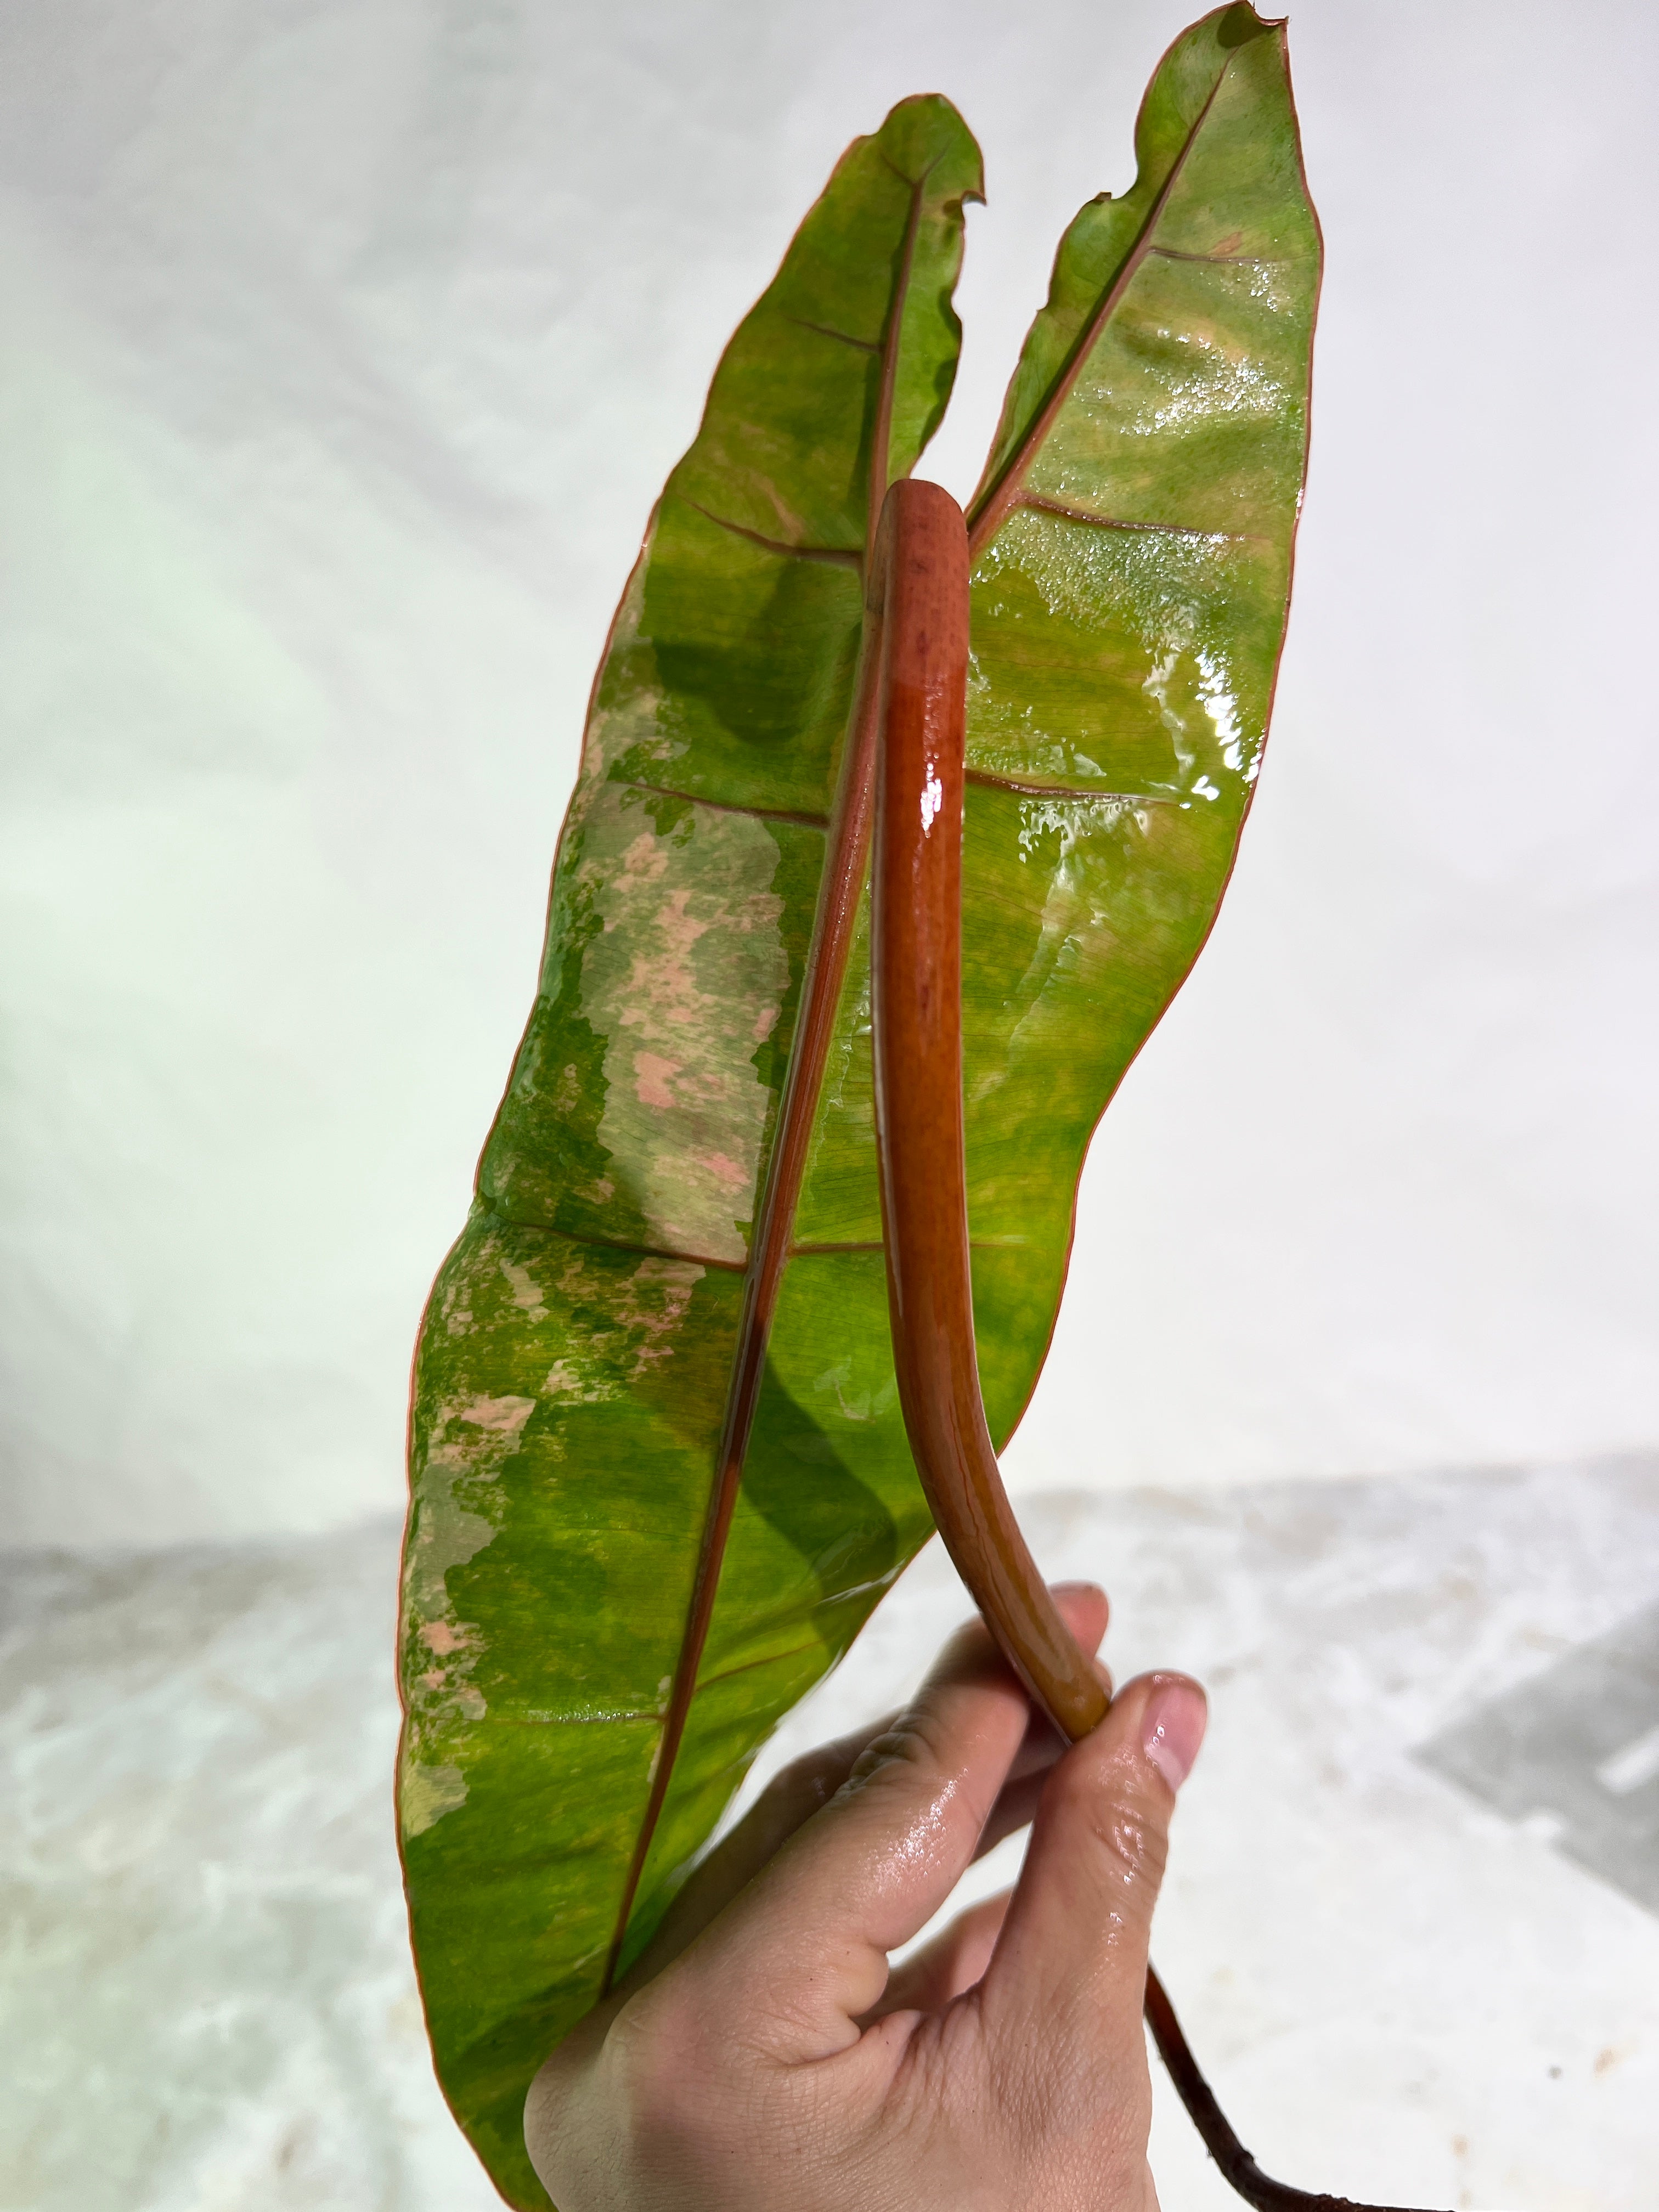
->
left=1143, top=1678, right=1207, bottom=1791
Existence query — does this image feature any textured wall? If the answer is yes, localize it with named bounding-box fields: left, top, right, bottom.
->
left=2, top=0, right=1655, bottom=1543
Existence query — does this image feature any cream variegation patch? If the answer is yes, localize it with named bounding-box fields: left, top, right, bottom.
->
left=399, top=1385, right=538, bottom=1836
left=573, top=788, right=789, bottom=1263
left=400, top=1758, right=468, bottom=1840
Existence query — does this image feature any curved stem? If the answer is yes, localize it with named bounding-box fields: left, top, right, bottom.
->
left=867, top=478, right=1444, bottom=2212
left=867, top=478, right=1108, bottom=1742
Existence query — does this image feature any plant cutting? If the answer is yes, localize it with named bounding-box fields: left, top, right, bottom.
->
left=397, top=10, right=1431, bottom=2207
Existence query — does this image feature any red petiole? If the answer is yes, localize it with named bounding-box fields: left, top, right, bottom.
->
left=868, top=480, right=1441, bottom=2212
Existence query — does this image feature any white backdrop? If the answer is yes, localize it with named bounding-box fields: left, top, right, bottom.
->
left=2, top=0, right=1655, bottom=1546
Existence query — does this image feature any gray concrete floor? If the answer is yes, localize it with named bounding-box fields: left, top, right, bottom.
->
left=3, top=1460, right=1656, bottom=2211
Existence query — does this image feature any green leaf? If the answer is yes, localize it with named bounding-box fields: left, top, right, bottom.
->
left=399, top=93, right=984, bottom=2209
left=956, top=0, right=1321, bottom=1410
left=398, top=13, right=1318, bottom=2203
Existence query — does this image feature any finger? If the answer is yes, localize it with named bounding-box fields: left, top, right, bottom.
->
left=623, top=1709, right=898, bottom=1985
left=637, top=1688, right=1081, bottom=1987
left=630, top=1583, right=1108, bottom=1986
left=979, top=1671, right=1206, bottom=2103
left=862, top=1889, right=1012, bottom=2021
left=1001, top=1656, right=1116, bottom=1788
left=665, top=1584, right=1109, bottom=2052
left=968, top=1638, right=1114, bottom=1863
left=970, top=1766, right=1048, bottom=1863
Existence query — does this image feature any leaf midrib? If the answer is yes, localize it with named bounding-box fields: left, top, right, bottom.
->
left=599, top=150, right=938, bottom=1987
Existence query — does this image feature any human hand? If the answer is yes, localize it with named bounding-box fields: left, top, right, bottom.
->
left=526, top=1584, right=1207, bottom=2211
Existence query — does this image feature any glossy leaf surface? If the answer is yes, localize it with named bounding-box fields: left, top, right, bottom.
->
left=399, top=13, right=1317, bottom=2204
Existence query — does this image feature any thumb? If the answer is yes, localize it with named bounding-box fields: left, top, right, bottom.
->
left=977, top=1672, right=1206, bottom=2117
